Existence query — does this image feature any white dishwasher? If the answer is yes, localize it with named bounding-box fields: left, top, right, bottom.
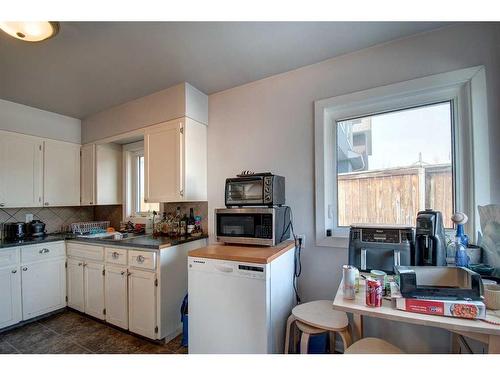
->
left=188, top=249, right=295, bottom=354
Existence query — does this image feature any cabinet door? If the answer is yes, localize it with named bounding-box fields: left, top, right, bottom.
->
left=0, top=266, right=22, bottom=329
left=96, top=144, right=122, bottom=205
left=84, top=261, right=105, bottom=319
left=104, top=265, right=128, bottom=329
left=43, top=139, right=80, bottom=206
left=128, top=270, right=157, bottom=339
left=80, top=144, right=95, bottom=206
left=21, top=259, right=66, bottom=320
left=67, top=258, right=85, bottom=312
left=144, top=120, right=182, bottom=202
left=0, top=131, right=43, bottom=208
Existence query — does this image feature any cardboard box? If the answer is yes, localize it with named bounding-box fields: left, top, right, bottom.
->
left=395, top=298, right=486, bottom=320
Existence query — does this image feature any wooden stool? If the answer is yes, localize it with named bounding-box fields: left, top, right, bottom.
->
left=344, top=338, right=404, bottom=354
left=284, top=300, right=351, bottom=354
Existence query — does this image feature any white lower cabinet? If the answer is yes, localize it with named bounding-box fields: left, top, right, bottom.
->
left=21, top=258, right=66, bottom=320
left=67, top=258, right=85, bottom=312
left=128, top=270, right=157, bottom=340
left=84, top=262, right=105, bottom=319
left=104, top=265, right=129, bottom=329
left=0, top=266, right=22, bottom=329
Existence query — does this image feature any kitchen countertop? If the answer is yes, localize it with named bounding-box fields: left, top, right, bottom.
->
left=187, top=240, right=295, bottom=264
left=0, top=233, right=208, bottom=250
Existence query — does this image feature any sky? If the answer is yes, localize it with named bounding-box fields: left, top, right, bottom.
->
left=359, top=102, right=452, bottom=170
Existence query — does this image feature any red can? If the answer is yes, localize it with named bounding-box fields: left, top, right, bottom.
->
left=365, top=278, right=382, bottom=307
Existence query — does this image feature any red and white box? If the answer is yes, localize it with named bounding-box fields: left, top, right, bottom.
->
left=395, top=298, right=486, bottom=320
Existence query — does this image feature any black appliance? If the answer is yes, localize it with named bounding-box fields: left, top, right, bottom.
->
left=225, top=172, right=285, bottom=207
left=415, top=209, right=447, bottom=266
left=28, top=220, right=46, bottom=237
left=395, top=265, right=483, bottom=301
left=215, top=207, right=290, bottom=246
left=348, top=224, right=414, bottom=274
left=3, top=222, right=27, bottom=240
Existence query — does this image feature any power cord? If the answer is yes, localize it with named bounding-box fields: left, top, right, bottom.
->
left=279, top=206, right=302, bottom=304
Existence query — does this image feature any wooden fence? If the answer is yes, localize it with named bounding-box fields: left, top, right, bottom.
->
left=337, top=164, right=453, bottom=227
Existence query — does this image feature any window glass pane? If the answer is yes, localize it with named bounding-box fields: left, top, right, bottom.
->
left=336, top=102, right=453, bottom=228
left=137, top=155, right=159, bottom=213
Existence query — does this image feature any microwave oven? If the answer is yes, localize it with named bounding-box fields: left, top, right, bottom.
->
left=215, top=207, right=290, bottom=246
left=225, top=173, right=285, bottom=207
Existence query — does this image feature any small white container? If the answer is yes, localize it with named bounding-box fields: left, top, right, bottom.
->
left=484, top=284, right=500, bottom=310
left=342, top=265, right=356, bottom=300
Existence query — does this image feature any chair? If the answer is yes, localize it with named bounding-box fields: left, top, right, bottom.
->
left=284, top=300, right=352, bottom=354
left=344, top=337, right=404, bottom=354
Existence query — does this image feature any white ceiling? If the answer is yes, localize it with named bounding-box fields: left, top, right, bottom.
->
left=0, top=22, right=451, bottom=119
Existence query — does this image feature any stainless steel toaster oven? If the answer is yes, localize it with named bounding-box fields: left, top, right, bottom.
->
left=225, top=173, right=285, bottom=207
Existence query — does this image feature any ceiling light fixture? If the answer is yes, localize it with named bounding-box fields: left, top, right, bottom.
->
left=0, top=21, right=59, bottom=42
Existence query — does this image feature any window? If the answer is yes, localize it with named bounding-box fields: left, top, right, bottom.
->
left=336, top=102, right=454, bottom=228
left=132, top=152, right=159, bottom=215
left=124, top=141, right=159, bottom=220
left=314, top=66, right=489, bottom=247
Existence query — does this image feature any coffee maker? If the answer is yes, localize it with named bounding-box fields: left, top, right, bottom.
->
left=415, top=209, right=447, bottom=266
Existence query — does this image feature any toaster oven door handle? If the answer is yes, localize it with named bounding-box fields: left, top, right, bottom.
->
left=394, top=249, right=401, bottom=267
left=360, top=248, right=367, bottom=271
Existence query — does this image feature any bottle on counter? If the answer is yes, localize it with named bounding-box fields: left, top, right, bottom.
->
left=160, top=212, right=169, bottom=236
left=187, top=208, right=196, bottom=235
left=180, top=212, right=188, bottom=236
left=172, top=206, right=181, bottom=238
left=454, top=236, right=470, bottom=267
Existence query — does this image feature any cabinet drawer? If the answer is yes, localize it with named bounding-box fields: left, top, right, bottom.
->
left=21, top=242, right=65, bottom=263
left=67, top=242, right=104, bottom=261
left=0, top=248, right=20, bottom=268
left=128, top=250, right=156, bottom=270
left=105, top=247, right=128, bottom=266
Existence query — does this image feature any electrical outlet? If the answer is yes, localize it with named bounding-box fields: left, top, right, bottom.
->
left=296, top=234, right=306, bottom=248
left=25, top=213, right=33, bottom=223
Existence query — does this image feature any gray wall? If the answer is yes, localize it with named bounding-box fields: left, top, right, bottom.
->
left=207, top=23, right=500, bottom=353
left=0, top=99, right=81, bottom=143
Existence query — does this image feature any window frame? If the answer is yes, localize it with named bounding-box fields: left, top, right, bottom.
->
left=314, top=66, right=488, bottom=248
left=123, top=141, right=159, bottom=222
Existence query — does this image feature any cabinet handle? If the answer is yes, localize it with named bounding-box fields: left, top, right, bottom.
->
left=112, top=251, right=120, bottom=259
left=127, top=271, right=132, bottom=276
left=136, top=255, right=145, bottom=263
left=179, top=189, right=184, bottom=197
left=121, top=271, right=126, bottom=276
left=11, top=269, right=17, bottom=274
left=0, top=203, right=4, bottom=207
left=39, top=248, right=50, bottom=254
left=83, top=263, right=87, bottom=267
left=22, top=267, right=28, bottom=271
left=78, top=262, right=83, bottom=266
left=44, top=202, right=49, bottom=206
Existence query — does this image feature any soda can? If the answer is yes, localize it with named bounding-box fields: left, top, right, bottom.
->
left=365, top=277, right=382, bottom=307
left=342, top=265, right=356, bottom=300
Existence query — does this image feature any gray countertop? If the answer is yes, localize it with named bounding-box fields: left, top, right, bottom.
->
left=0, top=233, right=208, bottom=250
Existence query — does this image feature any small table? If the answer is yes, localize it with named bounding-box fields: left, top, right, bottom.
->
left=332, top=279, right=500, bottom=354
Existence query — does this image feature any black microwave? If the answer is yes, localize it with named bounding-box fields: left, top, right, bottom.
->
left=225, top=173, right=285, bottom=207
left=215, top=207, right=290, bottom=246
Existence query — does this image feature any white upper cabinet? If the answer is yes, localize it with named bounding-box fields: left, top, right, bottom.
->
left=80, top=143, right=122, bottom=206
left=80, top=143, right=95, bottom=206
left=0, top=130, right=43, bottom=208
left=43, top=139, right=80, bottom=207
left=144, top=117, right=207, bottom=203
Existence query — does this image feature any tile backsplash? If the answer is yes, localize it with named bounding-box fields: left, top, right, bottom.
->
left=0, top=205, right=123, bottom=238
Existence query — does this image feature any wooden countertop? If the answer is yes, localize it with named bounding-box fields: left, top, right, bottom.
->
left=188, top=240, right=295, bottom=264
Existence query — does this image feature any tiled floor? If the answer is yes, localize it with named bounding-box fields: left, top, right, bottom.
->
left=0, top=310, right=187, bottom=354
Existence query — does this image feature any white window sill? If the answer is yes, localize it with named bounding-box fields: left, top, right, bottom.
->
left=316, top=236, right=349, bottom=249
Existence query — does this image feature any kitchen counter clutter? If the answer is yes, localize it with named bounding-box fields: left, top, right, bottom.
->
left=187, top=240, right=295, bottom=264
left=0, top=233, right=208, bottom=250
